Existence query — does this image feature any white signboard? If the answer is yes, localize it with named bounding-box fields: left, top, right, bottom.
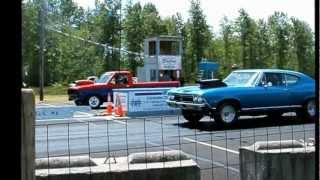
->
left=128, top=90, right=172, bottom=112
left=158, top=55, right=181, bottom=70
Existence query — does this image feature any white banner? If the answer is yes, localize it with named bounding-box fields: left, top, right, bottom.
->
left=158, top=55, right=181, bottom=70
left=128, top=90, right=172, bottom=112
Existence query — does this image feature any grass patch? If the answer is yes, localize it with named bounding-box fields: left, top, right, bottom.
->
left=31, top=83, right=70, bottom=103
left=31, top=83, right=68, bottom=95
left=35, top=94, right=69, bottom=104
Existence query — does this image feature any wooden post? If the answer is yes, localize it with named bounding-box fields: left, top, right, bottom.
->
left=21, top=89, right=35, bottom=180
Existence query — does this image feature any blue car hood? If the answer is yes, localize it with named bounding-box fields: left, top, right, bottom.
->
left=168, top=86, right=203, bottom=95
left=168, top=84, right=238, bottom=95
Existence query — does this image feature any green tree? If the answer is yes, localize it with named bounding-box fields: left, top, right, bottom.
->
left=46, top=0, right=99, bottom=84
left=101, top=0, right=121, bottom=71
left=175, top=13, right=185, bottom=35
left=187, top=0, right=210, bottom=81
left=268, top=12, right=291, bottom=69
left=142, top=3, right=167, bottom=37
left=123, top=2, right=144, bottom=75
left=174, top=14, right=190, bottom=81
left=22, top=1, right=40, bottom=86
left=162, top=13, right=184, bottom=36
left=236, top=9, right=259, bottom=68
left=220, top=16, right=233, bottom=70
left=256, top=19, right=272, bottom=68
left=291, top=18, right=314, bottom=76
left=58, top=0, right=84, bottom=26
left=22, top=0, right=315, bottom=86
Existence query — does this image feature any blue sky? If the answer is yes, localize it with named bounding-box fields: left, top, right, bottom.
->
left=74, top=0, right=315, bottom=34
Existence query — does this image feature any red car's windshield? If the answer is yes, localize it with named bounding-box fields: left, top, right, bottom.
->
left=96, top=73, right=112, bottom=83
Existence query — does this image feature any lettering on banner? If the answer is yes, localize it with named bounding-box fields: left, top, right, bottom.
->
left=128, top=90, right=173, bottom=112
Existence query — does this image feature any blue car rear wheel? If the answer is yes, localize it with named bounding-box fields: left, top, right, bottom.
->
left=297, top=99, right=315, bottom=121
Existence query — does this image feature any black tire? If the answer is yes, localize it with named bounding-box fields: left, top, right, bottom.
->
left=296, top=99, right=315, bottom=121
left=87, top=95, right=102, bottom=109
left=74, top=100, right=83, bottom=106
left=214, top=102, right=239, bottom=126
left=182, top=109, right=203, bottom=125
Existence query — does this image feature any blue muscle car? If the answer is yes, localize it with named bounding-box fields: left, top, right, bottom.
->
left=166, top=69, right=315, bottom=125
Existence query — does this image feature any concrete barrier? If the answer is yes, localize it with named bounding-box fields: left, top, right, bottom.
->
left=36, top=106, right=92, bottom=120
left=36, top=155, right=97, bottom=169
left=36, top=150, right=200, bottom=180
left=239, top=140, right=315, bottom=180
left=21, top=89, right=36, bottom=180
left=128, top=150, right=190, bottom=163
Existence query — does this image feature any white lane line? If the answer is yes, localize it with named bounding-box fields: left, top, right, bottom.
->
left=78, top=117, right=127, bottom=127
left=112, top=119, right=127, bottom=125
left=74, top=111, right=93, bottom=116
left=73, top=112, right=95, bottom=118
left=183, top=137, right=239, bottom=155
left=73, top=115, right=127, bottom=125
left=147, top=141, right=239, bottom=173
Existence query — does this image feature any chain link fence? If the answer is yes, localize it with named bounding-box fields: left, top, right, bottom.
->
left=34, top=113, right=316, bottom=180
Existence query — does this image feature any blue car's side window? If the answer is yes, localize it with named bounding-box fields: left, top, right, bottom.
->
left=285, top=74, right=299, bottom=86
left=263, top=73, right=285, bottom=87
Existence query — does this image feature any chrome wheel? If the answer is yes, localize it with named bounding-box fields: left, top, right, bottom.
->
left=307, top=99, right=315, bottom=117
left=220, top=105, right=236, bottom=123
left=88, top=96, right=100, bottom=108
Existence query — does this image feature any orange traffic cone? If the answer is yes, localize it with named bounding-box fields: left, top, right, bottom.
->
left=117, top=102, right=124, bottom=117
left=115, top=94, right=124, bottom=117
left=105, top=93, right=113, bottom=115
left=114, top=94, right=119, bottom=115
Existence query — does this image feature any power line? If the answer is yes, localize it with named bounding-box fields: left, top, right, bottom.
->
left=46, top=26, right=144, bottom=59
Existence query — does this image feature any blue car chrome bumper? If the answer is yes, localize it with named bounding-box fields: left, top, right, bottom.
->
left=166, top=100, right=210, bottom=110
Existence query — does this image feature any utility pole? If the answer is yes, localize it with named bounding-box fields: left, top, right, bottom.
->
left=119, top=0, right=122, bottom=71
left=38, top=0, right=46, bottom=101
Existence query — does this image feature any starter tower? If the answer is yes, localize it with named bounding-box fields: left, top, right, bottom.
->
left=137, top=35, right=182, bottom=82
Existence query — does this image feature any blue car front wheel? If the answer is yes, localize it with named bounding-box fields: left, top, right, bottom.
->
left=214, top=103, right=239, bottom=126
left=182, top=109, right=203, bottom=125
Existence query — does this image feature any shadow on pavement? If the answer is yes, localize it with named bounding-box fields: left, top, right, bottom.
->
left=175, top=116, right=315, bottom=132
